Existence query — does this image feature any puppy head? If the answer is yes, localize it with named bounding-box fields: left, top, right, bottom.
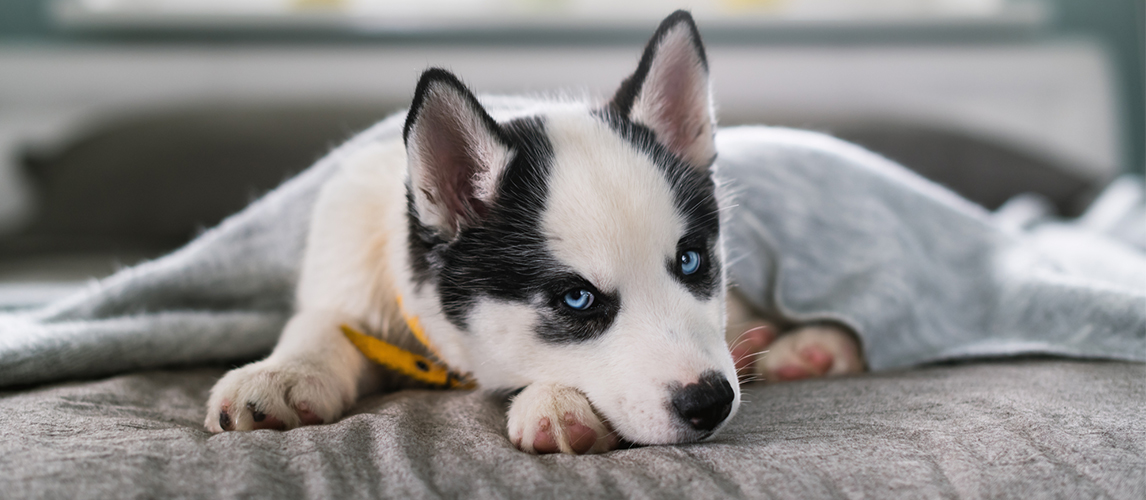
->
left=402, top=11, right=737, bottom=445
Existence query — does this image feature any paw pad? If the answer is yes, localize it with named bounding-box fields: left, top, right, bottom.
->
left=506, top=383, right=616, bottom=455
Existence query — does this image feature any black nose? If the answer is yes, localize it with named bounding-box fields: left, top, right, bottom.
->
left=672, top=371, right=735, bottom=432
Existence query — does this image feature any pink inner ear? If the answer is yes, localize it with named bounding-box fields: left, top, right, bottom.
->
left=652, top=61, right=707, bottom=159
left=423, top=105, right=485, bottom=221
left=632, top=27, right=715, bottom=168
left=411, top=90, right=496, bottom=231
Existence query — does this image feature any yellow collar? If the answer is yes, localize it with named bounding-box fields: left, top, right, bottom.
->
left=341, top=296, right=476, bottom=390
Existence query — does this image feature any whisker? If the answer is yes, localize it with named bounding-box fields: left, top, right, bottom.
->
left=729, top=328, right=752, bottom=343
left=725, top=252, right=753, bottom=268
left=727, top=329, right=753, bottom=348
left=734, top=349, right=771, bottom=360
left=728, top=336, right=758, bottom=353
left=727, top=325, right=773, bottom=352
left=732, top=325, right=772, bottom=343
left=600, top=429, right=622, bottom=444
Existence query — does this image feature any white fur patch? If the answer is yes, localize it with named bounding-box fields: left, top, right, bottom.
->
left=526, top=110, right=738, bottom=444
left=543, top=112, right=684, bottom=292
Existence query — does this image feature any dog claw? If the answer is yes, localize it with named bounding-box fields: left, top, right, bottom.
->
left=532, top=418, right=559, bottom=454
left=296, top=402, right=324, bottom=426
left=248, top=402, right=266, bottom=422
left=219, top=410, right=234, bottom=431
left=205, top=360, right=353, bottom=433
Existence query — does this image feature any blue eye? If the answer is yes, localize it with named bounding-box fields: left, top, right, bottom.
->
left=563, top=289, right=595, bottom=310
left=680, top=250, right=702, bottom=275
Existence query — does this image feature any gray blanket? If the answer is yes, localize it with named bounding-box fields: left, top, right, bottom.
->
left=716, top=128, right=1146, bottom=370
left=2, top=360, right=1142, bottom=498
left=2, top=99, right=1142, bottom=386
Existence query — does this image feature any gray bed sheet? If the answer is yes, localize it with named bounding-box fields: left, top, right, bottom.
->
left=2, top=359, right=1142, bottom=499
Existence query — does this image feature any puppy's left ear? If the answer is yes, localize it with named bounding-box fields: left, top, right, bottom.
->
left=611, top=10, right=715, bottom=169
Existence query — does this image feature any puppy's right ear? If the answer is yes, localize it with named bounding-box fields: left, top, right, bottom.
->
left=404, top=69, right=512, bottom=239
left=610, top=10, right=714, bottom=170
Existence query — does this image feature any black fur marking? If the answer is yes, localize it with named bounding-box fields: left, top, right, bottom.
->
left=247, top=402, right=266, bottom=422
left=596, top=108, right=721, bottom=300
left=539, top=277, right=620, bottom=343
left=610, top=10, right=708, bottom=119
left=406, top=116, right=620, bottom=343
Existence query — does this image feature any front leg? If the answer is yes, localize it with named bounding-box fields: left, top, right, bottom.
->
left=205, top=310, right=372, bottom=432
left=758, top=325, right=865, bottom=381
left=725, top=291, right=865, bottom=382
left=507, top=383, right=618, bottom=455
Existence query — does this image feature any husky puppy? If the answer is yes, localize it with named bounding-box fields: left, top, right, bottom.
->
left=205, top=10, right=862, bottom=454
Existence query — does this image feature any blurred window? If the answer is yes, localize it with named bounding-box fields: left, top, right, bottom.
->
left=57, top=0, right=1036, bottom=30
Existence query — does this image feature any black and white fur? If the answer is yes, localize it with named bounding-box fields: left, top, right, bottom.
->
left=205, top=11, right=854, bottom=454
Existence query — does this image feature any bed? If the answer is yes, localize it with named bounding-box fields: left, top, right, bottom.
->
left=1, top=104, right=1142, bottom=499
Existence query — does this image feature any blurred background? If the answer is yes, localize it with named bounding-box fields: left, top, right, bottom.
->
left=0, top=0, right=1142, bottom=308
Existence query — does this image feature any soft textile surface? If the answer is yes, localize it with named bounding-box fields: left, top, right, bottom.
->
left=1, top=98, right=1143, bottom=387
left=717, top=129, right=1146, bottom=370
left=1, top=360, right=1142, bottom=499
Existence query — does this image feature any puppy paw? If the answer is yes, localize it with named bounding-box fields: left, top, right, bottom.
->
left=204, top=359, right=355, bottom=432
left=759, top=325, right=864, bottom=382
left=506, top=383, right=617, bottom=455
